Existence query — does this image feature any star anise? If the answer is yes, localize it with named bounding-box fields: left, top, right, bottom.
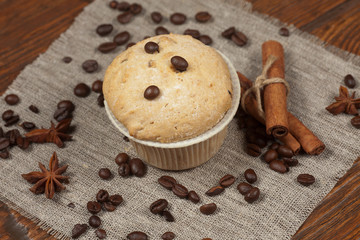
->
left=25, top=118, right=72, bottom=148
left=22, top=152, right=69, bottom=199
left=326, top=86, right=360, bottom=115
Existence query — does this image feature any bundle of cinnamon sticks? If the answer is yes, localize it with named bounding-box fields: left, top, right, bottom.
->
left=239, top=40, right=325, bottom=155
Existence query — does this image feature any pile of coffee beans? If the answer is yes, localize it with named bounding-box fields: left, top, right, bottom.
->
left=0, top=126, right=30, bottom=159
left=115, top=152, right=147, bottom=178
left=158, top=175, right=200, bottom=203
left=149, top=199, right=175, bottom=222
left=221, top=26, right=248, bottom=46
left=237, top=169, right=260, bottom=203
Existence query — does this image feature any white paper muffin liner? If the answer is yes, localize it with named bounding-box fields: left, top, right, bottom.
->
left=105, top=51, right=240, bottom=170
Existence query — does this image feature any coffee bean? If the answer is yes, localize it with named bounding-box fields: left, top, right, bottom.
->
left=109, top=194, right=123, bottom=206
left=129, top=158, right=146, bottom=177
left=158, top=176, right=177, bottom=190
left=0, top=149, right=9, bottom=159
left=269, top=160, right=288, bottom=173
left=5, top=94, right=19, bottom=105
left=183, top=29, right=200, bottom=39
left=123, top=136, right=130, bottom=142
left=62, top=56, right=72, bottom=63
left=200, top=203, right=217, bottom=215
left=97, top=94, right=104, bottom=107
left=150, top=199, right=168, bottom=214
left=115, top=152, right=129, bottom=165
left=5, top=129, right=20, bottom=145
left=219, top=174, right=235, bottom=187
left=5, top=115, right=19, bottom=127
left=237, top=182, right=253, bottom=195
left=0, top=127, right=3, bottom=138
left=244, top=169, right=257, bottom=183
left=96, top=189, right=109, bottom=202
left=244, top=187, right=260, bottom=203
left=92, top=80, right=103, bottom=94
left=96, top=24, right=113, bottom=36
left=277, top=145, right=293, bottom=158
left=151, top=12, right=162, bottom=23
left=16, top=136, right=30, bottom=150
left=198, top=35, right=212, bottom=45
left=87, top=201, right=102, bottom=214
left=57, top=100, right=75, bottom=112
left=297, top=174, right=315, bottom=186
left=172, top=183, right=188, bottom=198
left=246, top=132, right=267, bottom=148
left=144, top=85, right=160, bottom=100
left=269, top=142, right=280, bottom=150
left=127, top=231, right=148, bottom=240
left=117, top=1, right=130, bottom=11
left=351, top=115, right=360, bottom=129
left=2, top=110, right=14, bottom=121
left=231, top=31, right=247, bottom=46
left=283, top=158, right=298, bottom=167
left=54, top=107, right=71, bottom=122
left=161, top=210, right=175, bottom=222
left=263, top=149, right=278, bottom=163
left=98, top=168, right=112, bottom=179
left=246, top=143, right=261, bottom=157
left=279, top=27, right=289, bottom=37
left=113, top=31, right=130, bottom=45
left=195, top=11, right=212, bottom=23
left=20, top=122, right=36, bottom=131
left=130, top=3, right=142, bottom=14
left=89, top=215, right=101, bottom=228
left=82, top=60, right=98, bottom=73
left=109, top=0, right=118, bottom=9
left=187, top=190, right=200, bottom=203
left=67, top=202, right=75, bottom=208
left=72, top=224, right=88, bottom=239
left=144, top=42, right=159, bottom=54
left=117, top=11, right=133, bottom=24
left=29, top=105, right=39, bottom=113
left=74, top=83, right=91, bottom=97
left=104, top=201, right=117, bottom=212
left=205, top=186, right=224, bottom=196
left=344, top=74, right=356, bottom=88
left=170, top=13, right=186, bottom=25
left=95, top=229, right=107, bottom=239
left=155, top=26, right=170, bottom=35
left=222, top=26, right=235, bottom=39
left=0, top=138, right=10, bottom=150
left=118, top=163, right=131, bottom=177
left=98, top=42, right=117, bottom=53
left=171, top=56, right=188, bottom=71
left=162, top=232, right=175, bottom=240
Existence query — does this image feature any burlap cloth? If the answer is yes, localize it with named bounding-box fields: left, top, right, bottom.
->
left=0, top=0, right=359, bottom=239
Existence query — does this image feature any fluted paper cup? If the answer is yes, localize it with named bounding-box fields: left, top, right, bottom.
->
left=105, top=51, right=240, bottom=170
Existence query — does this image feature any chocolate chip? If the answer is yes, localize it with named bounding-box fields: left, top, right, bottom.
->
left=82, top=60, right=98, bottom=73
left=205, top=186, right=224, bottom=196
left=144, top=42, right=159, bottom=54
left=117, top=11, right=133, bottom=24
left=115, top=152, right=129, bottom=165
left=170, top=13, right=186, bottom=25
left=72, top=224, right=88, bottom=239
left=198, top=35, right=212, bottom=45
left=74, top=83, right=91, bottom=97
left=158, top=175, right=177, bottom=190
left=29, top=105, right=39, bottom=113
left=269, top=160, right=288, bottom=173
left=297, top=174, right=315, bottom=186
left=5, top=94, right=19, bottom=105
left=20, top=122, right=36, bottom=131
left=117, top=1, right=130, bottom=11
left=129, top=158, right=146, bottom=177
left=113, top=31, right=130, bottom=45
left=244, top=187, right=260, bottom=203
left=219, top=174, right=236, bottom=187
left=150, top=199, right=168, bottom=214
left=237, top=182, right=253, bottom=195
left=57, top=100, right=75, bottom=112
left=96, top=189, right=109, bottom=203
left=183, top=29, right=200, bottom=39
left=96, top=24, right=113, bottom=36
left=151, top=12, right=162, bottom=23
left=162, top=232, right=175, bottom=240
left=172, top=183, right=188, bottom=198
left=109, top=0, right=118, bottom=9
left=279, top=27, right=290, bottom=37
left=246, top=143, right=261, bottom=157
left=277, top=145, right=293, bottom=158
left=87, top=201, right=102, bottom=214
left=144, top=85, right=160, bottom=100
left=2, top=110, right=14, bottom=121
left=129, top=3, right=142, bottom=15
left=95, top=229, right=107, bottom=239
left=103, top=202, right=117, bottom=212
left=98, top=42, right=117, bottom=53
left=171, top=56, right=188, bottom=71
left=98, top=168, right=112, bottom=179
left=263, top=149, right=278, bottom=163
left=126, top=42, right=136, bottom=49
left=187, top=190, right=200, bottom=203
left=109, top=194, right=123, bottom=206
left=344, top=74, right=356, bottom=88
left=92, top=80, right=103, bottom=93
left=118, top=163, right=131, bottom=177
left=160, top=210, right=175, bottom=222
left=62, top=56, right=72, bottom=63
left=200, top=203, right=217, bottom=215
left=97, top=94, right=104, bottom=107
left=155, top=26, right=170, bottom=35
left=231, top=31, right=247, bottom=46
left=127, top=231, right=148, bottom=240
left=195, top=11, right=212, bottom=23
left=89, top=215, right=101, bottom=228
left=222, top=27, right=235, bottom=39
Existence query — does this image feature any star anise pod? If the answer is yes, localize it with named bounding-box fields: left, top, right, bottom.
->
left=22, top=152, right=69, bottom=199
left=326, top=86, right=360, bottom=115
left=25, top=118, right=72, bottom=148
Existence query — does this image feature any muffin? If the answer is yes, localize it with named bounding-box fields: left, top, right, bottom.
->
left=103, top=34, right=233, bottom=143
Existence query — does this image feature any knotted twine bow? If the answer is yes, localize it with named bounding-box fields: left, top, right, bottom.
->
left=240, top=55, right=290, bottom=119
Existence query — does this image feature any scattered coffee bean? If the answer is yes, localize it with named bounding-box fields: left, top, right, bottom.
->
left=57, top=100, right=75, bottom=112
left=109, top=0, right=118, bottom=9
left=127, top=231, right=148, bottom=240
left=0, top=127, right=3, bottom=137
left=16, top=136, right=30, bottom=150
left=244, top=187, right=260, bottom=203
left=279, top=27, right=289, bottom=37
left=351, top=115, right=360, bottom=129
left=129, top=3, right=142, bottom=14
left=0, top=138, right=10, bottom=150
left=219, top=174, right=236, bottom=188
left=20, top=122, right=36, bottom=131
left=123, top=136, right=130, bottom=142
left=269, top=160, right=288, bottom=173
left=92, top=80, right=103, bottom=93
left=172, top=183, right=188, bottom=198
left=97, top=94, right=104, bottom=107
left=5, top=129, right=20, bottom=145
left=158, top=175, right=177, bottom=190
left=183, top=29, right=200, bottom=39
left=222, top=26, right=235, bottom=39
left=82, top=60, right=98, bottom=73
left=170, top=13, right=186, bottom=25
left=263, top=149, right=278, bottom=163
left=98, top=42, right=117, bottom=53
left=95, top=229, right=107, bottom=239
left=155, top=26, right=170, bottom=35
left=118, top=163, right=131, bottom=177
left=237, top=182, right=253, bottom=195
left=109, top=194, right=123, bottom=206
left=187, top=190, right=200, bottom=203
left=96, top=189, right=109, bottom=202
left=89, top=215, right=101, bottom=228
left=115, top=152, right=129, bottom=165
left=72, top=224, right=88, bottom=239
left=151, top=11, right=163, bottom=23
left=126, top=42, right=136, bottom=49
left=96, top=24, right=113, bottom=36
left=129, top=158, right=146, bottom=177
left=195, top=11, right=212, bottom=23
left=200, top=203, right=217, bottom=215
left=269, top=142, right=280, bottom=150
left=117, top=1, right=130, bottom=11
left=74, top=83, right=91, bottom=97
left=198, top=35, right=212, bottom=45
left=0, top=149, right=9, bottom=159
left=67, top=202, right=75, bottom=208
left=277, top=145, right=293, bottom=158
left=297, top=174, right=315, bottom=186
left=113, top=31, right=130, bottom=45
left=171, top=56, right=188, bottom=71
left=144, top=85, right=160, bottom=100
left=344, top=74, right=356, bottom=88
left=244, top=169, right=257, bottom=183
left=118, top=11, right=133, bottom=24
left=104, top=201, right=117, bottom=212
left=2, top=110, right=14, bottom=121
left=4, top=115, right=19, bottom=127
left=205, top=186, right=224, bottom=196
left=5, top=94, right=19, bottom=105
left=161, top=210, right=175, bottom=222
left=246, top=143, right=261, bottom=157
left=231, top=31, right=247, bottom=46
left=283, top=158, right=298, bottom=166
left=29, top=105, right=39, bottom=113
left=62, top=56, right=72, bottom=63
left=150, top=199, right=168, bottom=214
left=87, top=201, right=102, bottom=214
left=246, top=131, right=267, bottom=148
left=162, top=232, right=175, bottom=240
left=54, top=107, right=71, bottom=122
left=144, top=42, right=159, bottom=54
left=98, top=168, right=112, bottom=179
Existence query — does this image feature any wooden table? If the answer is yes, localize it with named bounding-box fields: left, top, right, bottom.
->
left=0, top=0, right=359, bottom=239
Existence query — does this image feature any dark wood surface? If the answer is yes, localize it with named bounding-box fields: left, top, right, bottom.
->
left=0, top=0, right=360, bottom=239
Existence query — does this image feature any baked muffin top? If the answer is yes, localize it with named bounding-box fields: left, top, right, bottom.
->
left=103, top=34, right=232, bottom=143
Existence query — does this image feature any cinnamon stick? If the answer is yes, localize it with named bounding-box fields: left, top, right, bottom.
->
left=262, top=40, right=289, bottom=138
